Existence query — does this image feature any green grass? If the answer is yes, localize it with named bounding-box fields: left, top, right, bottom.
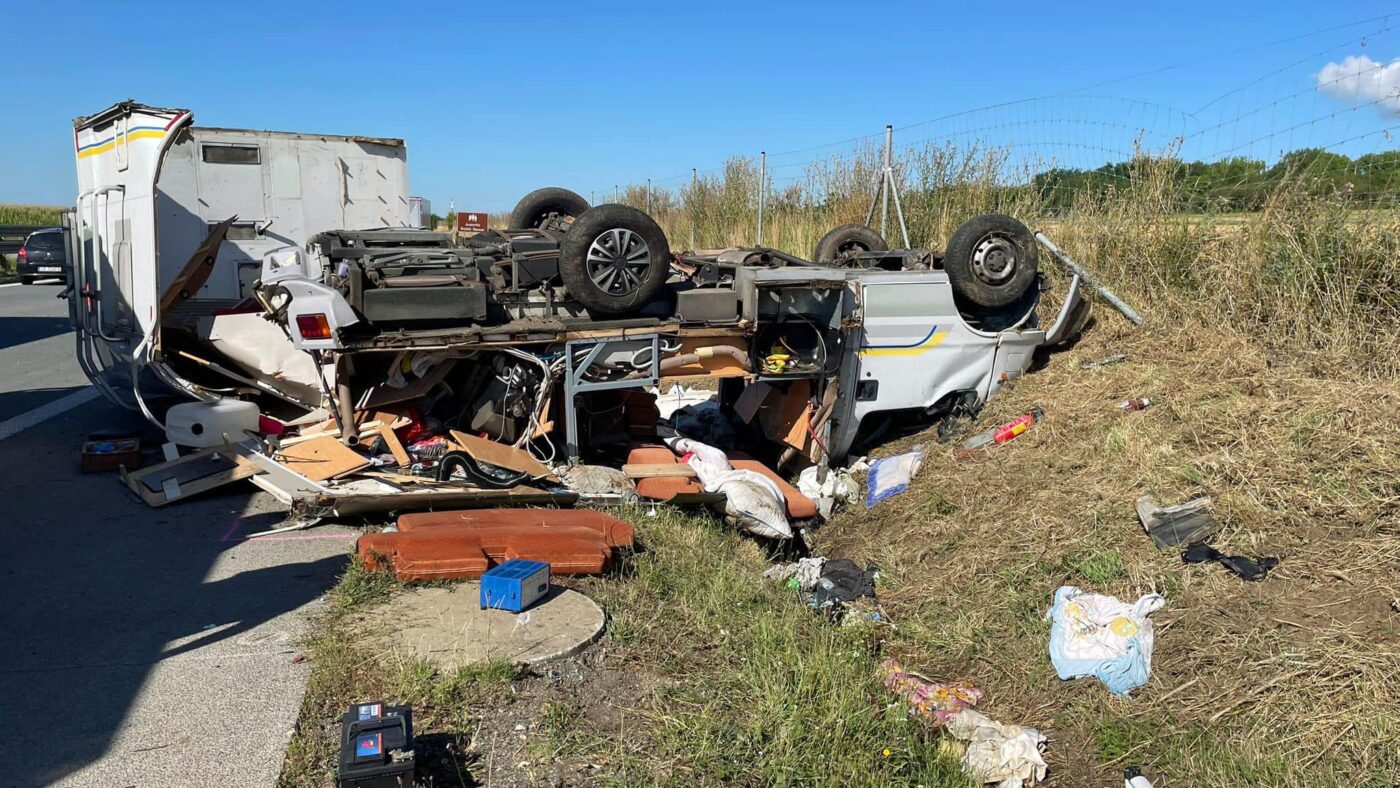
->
left=281, top=512, right=980, bottom=787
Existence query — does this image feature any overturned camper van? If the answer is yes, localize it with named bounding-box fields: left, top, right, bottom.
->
left=67, top=101, right=1086, bottom=516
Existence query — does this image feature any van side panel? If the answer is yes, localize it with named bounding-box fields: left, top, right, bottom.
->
left=155, top=130, right=411, bottom=302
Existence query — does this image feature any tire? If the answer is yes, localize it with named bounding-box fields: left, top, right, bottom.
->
left=20, top=276, right=35, bottom=285
left=943, top=214, right=1039, bottom=309
left=559, top=204, right=671, bottom=314
left=508, top=187, right=591, bottom=230
left=813, top=223, right=888, bottom=264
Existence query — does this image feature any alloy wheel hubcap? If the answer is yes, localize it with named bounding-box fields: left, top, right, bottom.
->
left=586, top=228, right=651, bottom=295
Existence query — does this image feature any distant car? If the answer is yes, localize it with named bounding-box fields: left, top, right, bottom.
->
left=17, top=228, right=68, bottom=285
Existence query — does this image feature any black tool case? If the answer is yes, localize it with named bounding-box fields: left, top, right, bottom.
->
left=337, top=702, right=415, bottom=788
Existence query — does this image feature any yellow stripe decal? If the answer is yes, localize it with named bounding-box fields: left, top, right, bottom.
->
left=76, top=129, right=169, bottom=159
left=860, top=330, right=950, bottom=357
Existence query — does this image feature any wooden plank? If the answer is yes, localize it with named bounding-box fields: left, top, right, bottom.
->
left=160, top=217, right=236, bottom=315
left=121, top=445, right=259, bottom=507
left=623, top=463, right=698, bottom=479
left=377, top=421, right=412, bottom=467
left=274, top=435, right=370, bottom=481
left=448, top=430, right=557, bottom=481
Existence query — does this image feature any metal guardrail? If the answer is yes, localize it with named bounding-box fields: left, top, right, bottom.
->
left=0, top=224, right=46, bottom=255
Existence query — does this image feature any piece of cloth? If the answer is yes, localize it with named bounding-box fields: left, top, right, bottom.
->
left=1045, top=585, right=1165, bottom=695
left=1182, top=541, right=1279, bottom=581
left=946, top=709, right=1048, bottom=786
left=879, top=659, right=982, bottom=725
left=865, top=447, right=924, bottom=508
left=797, top=465, right=861, bottom=519
left=558, top=465, right=638, bottom=501
left=665, top=436, right=792, bottom=540
left=809, top=558, right=877, bottom=609
left=762, top=557, right=826, bottom=591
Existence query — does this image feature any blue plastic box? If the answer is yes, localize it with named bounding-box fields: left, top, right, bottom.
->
left=480, top=559, right=551, bottom=613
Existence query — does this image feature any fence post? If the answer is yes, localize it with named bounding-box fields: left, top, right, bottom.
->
left=690, top=168, right=697, bottom=250
left=881, top=125, right=892, bottom=238
left=646, top=179, right=652, bottom=214
left=757, top=151, right=766, bottom=247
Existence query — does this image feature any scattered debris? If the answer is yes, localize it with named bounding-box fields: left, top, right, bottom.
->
left=480, top=559, right=552, bottom=613
left=337, top=702, right=415, bottom=788
left=762, top=557, right=826, bottom=591
left=1125, top=766, right=1155, bottom=788
left=945, top=709, right=1048, bottom=786
left=958, top=408, right=1043, bottom=452
left=809, top=558, right=878, bottom=610
left=1045, top=585, right=1165, bottom=695
left=121, top=445, right=259, bottom=507
left=666, top=436, right=793, bottom=539
left=796, top=465, right=861, bottom=519
left=1080, top=353, right=1128, bottom=369
left=1183, top=541, right=1279, bottom=581
left=1118, top=397, right=1153, bottom=411
left=81, top=435, right=141, bottom=473
left=879, top=659, right=982, bottom=724
left=558, top=465, right=638, bottom=502
left=165, top=399, right=261, bottom=448
left=357, top=509, right=633, bottom=582
left=866, top=447, right=925, bottom=508
left=1136, top=494, right=1218, bottom=548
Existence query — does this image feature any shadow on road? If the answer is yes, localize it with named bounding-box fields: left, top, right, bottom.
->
left=0, top=315, right=73, bottom=351
left=0, top=403, right=350, bottom=785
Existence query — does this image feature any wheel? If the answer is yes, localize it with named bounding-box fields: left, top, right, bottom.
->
left=813, top=223, right=889, bottom=264
left=943, top=214, right=1039, bottom=309
left=559, top=204, right=671, bottom=315
left=508, top=187, right=590, bottom=230
left=20, top=276, right=35, bottom=285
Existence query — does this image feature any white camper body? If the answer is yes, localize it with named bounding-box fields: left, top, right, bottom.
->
left=68, top=101, right=411, bottom=411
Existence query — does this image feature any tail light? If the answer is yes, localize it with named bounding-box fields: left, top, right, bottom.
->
left=295, top=313, right=333, bottom=341
left=17, top=247, right=25, bottom=261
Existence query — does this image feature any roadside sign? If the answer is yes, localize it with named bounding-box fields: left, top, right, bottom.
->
left=457, top=211, right=488, bottom=234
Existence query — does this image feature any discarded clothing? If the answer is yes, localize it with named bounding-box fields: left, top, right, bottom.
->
left=879, top=659, right=982, bottom=725
left=809, top=558, right=877, bottom=609
left=665, top=436, right=792, bottom=539
left=762, top=557, right=826, bottom=591
left=797, top=465, right=861, bottom=519
left=865, top=447, right=924, bottom=508
left=1136, top=495, right=1218, bottom=548
left=1045, top=585, right=1165, bottom=695
left=558, top=465, right=638, bottom=501
left=946, top=709, right=1048, bottom=786
left=1182, top=541, right=1278, bottom=581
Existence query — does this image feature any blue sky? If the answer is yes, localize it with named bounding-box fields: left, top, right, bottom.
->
left=3, top=1, right=1397, bottom=211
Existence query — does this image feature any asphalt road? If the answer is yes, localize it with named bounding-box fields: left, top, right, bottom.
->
left=0, top=281, right=355, bottom=786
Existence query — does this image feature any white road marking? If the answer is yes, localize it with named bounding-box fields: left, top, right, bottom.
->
left=0, top=282, right=24, bottom=288
left=0, top=387, right=101, bottom=442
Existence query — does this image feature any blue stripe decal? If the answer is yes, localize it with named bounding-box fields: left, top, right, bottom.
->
left=861, top=324, right=940, bottom=350
left=77, top=126, right=169, bottom=152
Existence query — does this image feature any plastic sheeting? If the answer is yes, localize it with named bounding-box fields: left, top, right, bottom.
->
left=865, top=447, right=924, bottom=508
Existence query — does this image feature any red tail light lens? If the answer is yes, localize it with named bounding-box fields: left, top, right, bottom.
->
left=17, top=247, right=25, bottom=261
left=295, top=313, right=333, bottom=341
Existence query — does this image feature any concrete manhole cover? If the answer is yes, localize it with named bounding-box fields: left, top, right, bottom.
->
left=352, top=583, right=605, bottom=670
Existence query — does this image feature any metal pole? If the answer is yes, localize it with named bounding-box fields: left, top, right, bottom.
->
left=614, top=185, right=619, bottom=203
left=690, top=168, right=697, bottom=250
left=646, top=179, right=652, bottom=213
left=1033, top=232, right=1144, bottom=326
left=590, top=190, right=595, bottom=205
left=880, top=124, right=892, bottom=238
left=757, top=151, right=766, bottom=246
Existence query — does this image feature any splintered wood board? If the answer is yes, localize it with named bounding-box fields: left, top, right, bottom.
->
left=275, top=435, right=370, bottom=481
left=448, top=430, right=557, bottom=481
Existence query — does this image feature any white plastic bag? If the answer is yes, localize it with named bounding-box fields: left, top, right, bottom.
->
left=665, top=436, right=792, bottom=539
left=865, top=447, right=924, bottom=508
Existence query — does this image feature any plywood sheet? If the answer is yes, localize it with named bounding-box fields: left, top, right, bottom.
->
left=275, top=435, right=370, bottom=481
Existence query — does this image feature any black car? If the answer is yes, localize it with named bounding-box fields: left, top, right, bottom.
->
left=17, top=228, right=67, bottom=285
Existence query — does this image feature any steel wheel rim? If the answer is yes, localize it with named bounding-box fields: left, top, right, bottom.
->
left=586, top=228, right=651, bottom=295
left=970, top=232, right=1018, bottom=286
